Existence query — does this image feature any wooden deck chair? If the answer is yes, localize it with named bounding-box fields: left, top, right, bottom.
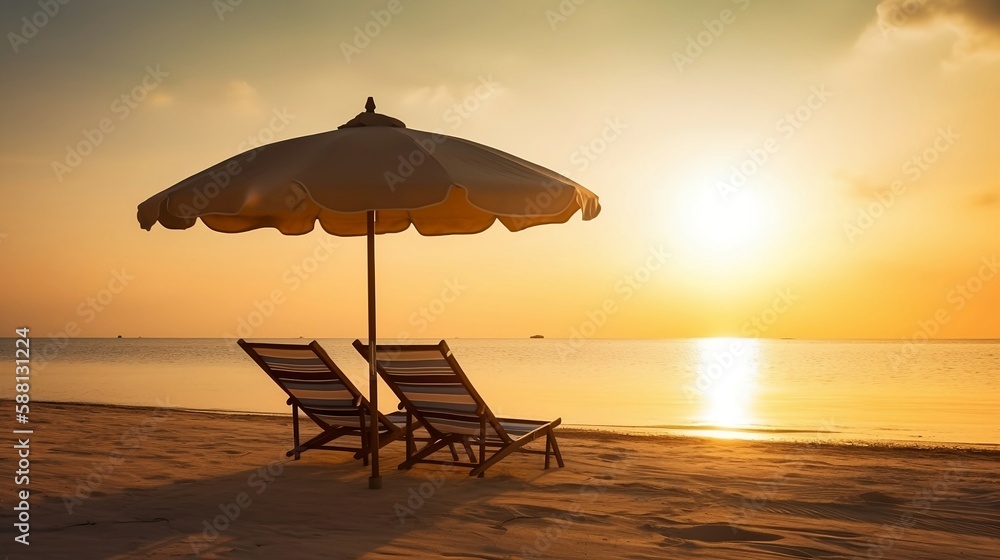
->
left=353, top=339, right=564, bottom=477
left=238, top=339, right=409, bottom=464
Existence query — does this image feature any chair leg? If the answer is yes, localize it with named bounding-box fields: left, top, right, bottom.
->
left=461, top=439, right=477, bottom=462
left=478, top=420, right=487, bottom=478
left=469, top=427, right=559, bottom=477
left=448, top=443, right=460, bottom=461
left=406, top=411, right=414, bottom=462
left=291, top=403, right=301, bottom=461
left=359, top=411, right=369, bottom=467
left=550, top=434, right=565, bottom=468
left=469, top=441, right=518, bottom=478
left=545, top=433, right=552, bottom=470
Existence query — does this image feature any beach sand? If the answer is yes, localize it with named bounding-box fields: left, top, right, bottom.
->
left=4, top=402, right=999, bottom=559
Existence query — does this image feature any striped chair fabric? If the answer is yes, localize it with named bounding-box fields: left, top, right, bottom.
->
left=250, top=345, right=375, bottom=428
left=373, top=347, right=500, bottom=438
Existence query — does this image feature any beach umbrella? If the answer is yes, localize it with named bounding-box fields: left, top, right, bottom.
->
left=137, top=97, right=601, bottom=488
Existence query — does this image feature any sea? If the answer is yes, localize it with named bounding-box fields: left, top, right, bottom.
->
left=5, top=337, right=998, bottom=448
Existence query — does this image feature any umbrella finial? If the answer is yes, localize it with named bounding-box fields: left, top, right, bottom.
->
left=339, top=97, right=406, bottom=128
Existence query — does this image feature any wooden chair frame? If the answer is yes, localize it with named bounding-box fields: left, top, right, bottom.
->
left=353, top=339, right=564, bottom=477
left=239, top=339, right=407, bottom=463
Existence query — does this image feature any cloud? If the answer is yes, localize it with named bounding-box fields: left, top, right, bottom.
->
left=877, top=0, right=1000, bottom=55
left=400, top=85, right=452, bottom=107
left=224, top=80, right=264, bottom=115
left=878, top=0, right=1000, bottom=30
left=148, top=91, right=174, bottom=107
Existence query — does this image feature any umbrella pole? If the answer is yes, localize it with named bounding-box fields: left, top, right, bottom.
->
left=367, top=210, right=381, bottom=489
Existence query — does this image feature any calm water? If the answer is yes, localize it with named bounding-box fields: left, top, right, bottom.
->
left=6, top=337, right=999, bottom=447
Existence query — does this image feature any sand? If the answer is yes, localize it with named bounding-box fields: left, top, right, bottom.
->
left=3, top=401, right=999, bottom=559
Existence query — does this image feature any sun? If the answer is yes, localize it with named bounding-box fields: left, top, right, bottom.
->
left=674, top=183, right=774, bottom=255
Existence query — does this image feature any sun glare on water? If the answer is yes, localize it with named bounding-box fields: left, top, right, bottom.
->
left=694, top=338, right=761, bottom=429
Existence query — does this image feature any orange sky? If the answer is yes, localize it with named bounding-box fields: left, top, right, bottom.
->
left=0, top=0, right=997, bottom=339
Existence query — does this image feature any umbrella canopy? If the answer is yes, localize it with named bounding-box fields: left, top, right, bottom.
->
left=137, top=98, right=600, bottom=488
left=138, top=99, right=600, bottom=235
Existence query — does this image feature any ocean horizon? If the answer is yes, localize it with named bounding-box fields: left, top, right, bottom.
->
left=9, top=336, right=998, bottom=449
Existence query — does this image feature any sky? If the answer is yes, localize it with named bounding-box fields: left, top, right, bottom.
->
left=0, top=0, right=997, bottom=340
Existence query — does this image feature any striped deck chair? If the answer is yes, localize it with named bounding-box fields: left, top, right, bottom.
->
left=238, top=339, right=408, bottom=464
left=353, top=339, right=564, bottom=477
